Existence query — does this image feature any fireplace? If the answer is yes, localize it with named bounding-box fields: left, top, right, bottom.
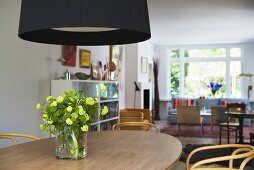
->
left=143, top=89, right=150, bottom=109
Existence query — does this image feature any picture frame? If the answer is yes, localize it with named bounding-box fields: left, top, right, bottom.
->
left=61, top=45, right=77, bottom=67
left=79, top=49, right=91, bottom=68
left=141, top=57, right=148, bottom=73
left=148, top=63, right=152, bottom=82
left=110, top=45, right=124, bottom=81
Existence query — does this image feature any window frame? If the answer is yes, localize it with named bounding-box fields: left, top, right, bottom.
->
left=169, top=45, right=243, bottom=98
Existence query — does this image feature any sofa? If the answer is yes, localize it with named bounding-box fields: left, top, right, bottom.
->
left=168, top=97, right=249, bottom=125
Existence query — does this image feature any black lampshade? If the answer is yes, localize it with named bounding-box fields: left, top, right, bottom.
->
left=18, top=0, right=151, bottom=45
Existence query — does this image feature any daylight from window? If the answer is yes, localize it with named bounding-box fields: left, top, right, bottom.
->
left=170, top=47, right=242, bottom=98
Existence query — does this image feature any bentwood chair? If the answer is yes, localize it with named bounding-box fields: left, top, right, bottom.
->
left=0, top=133, right=40, bottom=145
left=219, top=103, right=246, bottom=144
left=186, top=144, right=254, bottom=170
left=112, top=122, right=160, bottom=132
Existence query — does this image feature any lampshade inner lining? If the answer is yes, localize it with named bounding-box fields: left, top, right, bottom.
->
left=52, top=27, right=119, bottom=32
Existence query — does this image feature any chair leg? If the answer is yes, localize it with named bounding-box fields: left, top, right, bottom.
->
left=219, top=125, right=222, bottom=144
left=235, top=128, right=238, bottom=144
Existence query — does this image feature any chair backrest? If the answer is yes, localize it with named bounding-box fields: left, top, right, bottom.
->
left=211, top=106, right=227, bottom=124
left=226, top=103, right=246, bottom=113
left=176, top=106, right=201, bottom=124
left=186, top=144, right=254, bottom=170
left=226, top=103, right=246, bottom=122
left=112, top=122, right=160, bottom=132
left=122, top=109, right=152, bottom=123
left=0, top=133, right=40, bottom=145
left=120, top=110, right=144, bottom=122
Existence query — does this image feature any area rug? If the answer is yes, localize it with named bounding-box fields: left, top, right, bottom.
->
left=181, top=144, right=254, bottom=167
left=162, top=124, right=254, bottom=139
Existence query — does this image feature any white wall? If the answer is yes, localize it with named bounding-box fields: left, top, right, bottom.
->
left=124, top=41, right=153, bottom=109
left=0, top=0, right=125, bottom=148
left=0, top=0, right=54, bottom=147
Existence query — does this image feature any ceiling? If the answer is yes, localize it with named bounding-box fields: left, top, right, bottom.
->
left=147, top=0, right=254, bottom=45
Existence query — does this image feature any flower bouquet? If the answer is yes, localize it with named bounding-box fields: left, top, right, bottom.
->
left=36, top=89, right=108, bottom=160
left=207, top=82, right=223, bottom=97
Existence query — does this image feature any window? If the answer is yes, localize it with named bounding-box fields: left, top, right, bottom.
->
left=169, top=47, right=242, bottom=98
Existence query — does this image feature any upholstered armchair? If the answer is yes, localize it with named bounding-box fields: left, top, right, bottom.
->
left=176, top=106, right=203, bottom=132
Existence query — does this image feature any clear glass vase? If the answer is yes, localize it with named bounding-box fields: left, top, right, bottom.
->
left=55, top=126, right=87, bottom=160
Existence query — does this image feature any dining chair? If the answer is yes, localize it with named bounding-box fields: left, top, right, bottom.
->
left=219, top=103, right=246, bottom=144
left=112, top=122, right=160, bottom=132
left=0, top=133, right=40, bottom=145
left=186, top=144, right=254, bottom=170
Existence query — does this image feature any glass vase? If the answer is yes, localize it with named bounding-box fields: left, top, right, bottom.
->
left=55, top=126, right=87, bottom=160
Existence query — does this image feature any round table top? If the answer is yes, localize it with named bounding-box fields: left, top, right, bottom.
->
left=0, top=131, right=182, bottom=170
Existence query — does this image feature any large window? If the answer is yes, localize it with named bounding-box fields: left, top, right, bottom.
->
left=170, top=47, right=242, bottom=98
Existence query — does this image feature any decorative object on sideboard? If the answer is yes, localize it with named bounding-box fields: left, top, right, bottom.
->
left=79, top=49, right=91, bottom=68
left=61, top=45, right=77, bottom=67
left=239, top=73, right=254, bottom=101
left=141, top=57, right=148, bottom=73
left=18, top=0, right=151, bottom=45
left=91, top=62, right=99, bottom=80
left=134, top=82, right=141, bottom=108
left=36, top=89, right=108, bottom=159
left=110, top=45, right=124, bottom=81
left=153, top=58, right=160, bottom=120
left=74, top=72, right=91, bottom=80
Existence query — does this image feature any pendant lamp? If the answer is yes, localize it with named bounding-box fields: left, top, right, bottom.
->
left=18, top=0, right=151, bottom=45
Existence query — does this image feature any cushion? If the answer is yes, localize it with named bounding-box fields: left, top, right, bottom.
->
left=173, top=98, right=195, bottom=108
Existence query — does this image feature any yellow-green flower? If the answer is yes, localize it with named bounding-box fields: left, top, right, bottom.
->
left=78, top=105, right=83, bottom=111
left=79, top=110, right=85, bottom=115
left=85, top=114, right=90, bottom=121
left=56, top=96, right=64, bottom=103
left=46, top=96, right=53, bottom=102
left=47, top=120, right=53, bottom=125
left=36, top=103, right=41, bottom=110
left=66, top=118, right=73, bottom=125
left=81, top=125, right=89, bottom=132
left=94, top=97, right=99, bottom=103
left=66, top=106, right=72, bottom=112
left=71, top=112, right=78, bottom=119
left=101, top=106, right=108, bottom=115
left=50, top=101, right=57, bottom=107
left=43, top=114, right=48, bottom=118
left=86, top=97, right=95, bottom=105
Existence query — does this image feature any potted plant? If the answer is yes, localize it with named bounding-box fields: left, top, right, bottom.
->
left=36, top=89, right=108, bottom=160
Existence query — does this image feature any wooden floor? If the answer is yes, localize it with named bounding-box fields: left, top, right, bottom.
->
left=155, top=120, right=253, bottom=170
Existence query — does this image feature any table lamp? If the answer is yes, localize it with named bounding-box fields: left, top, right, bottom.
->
left=239, top=73, right=254, bottom=100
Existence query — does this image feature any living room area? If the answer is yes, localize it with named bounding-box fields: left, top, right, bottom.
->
left=1, top=0, right=254, bottom=169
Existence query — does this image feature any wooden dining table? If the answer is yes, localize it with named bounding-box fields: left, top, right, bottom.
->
left=0, top=130, right=182, bottom=170
left=226, top=111, right=254, bottom=144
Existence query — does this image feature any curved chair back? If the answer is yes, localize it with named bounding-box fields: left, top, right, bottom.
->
left=0, top=133, right=40, bottom=145
left=186, top=144, right=254, bottom=170
left=112, top=122, right=160, bottom=132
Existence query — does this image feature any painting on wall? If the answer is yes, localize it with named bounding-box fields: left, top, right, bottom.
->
left=141, top=57, right=148, bottom=73
left=61, top=45, right=77, bottom=67
left=79, top=49, right=91, bottom=68
left=148, top=63, right=152, bottom=82
left=110, top=45, right=124, bottom=81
